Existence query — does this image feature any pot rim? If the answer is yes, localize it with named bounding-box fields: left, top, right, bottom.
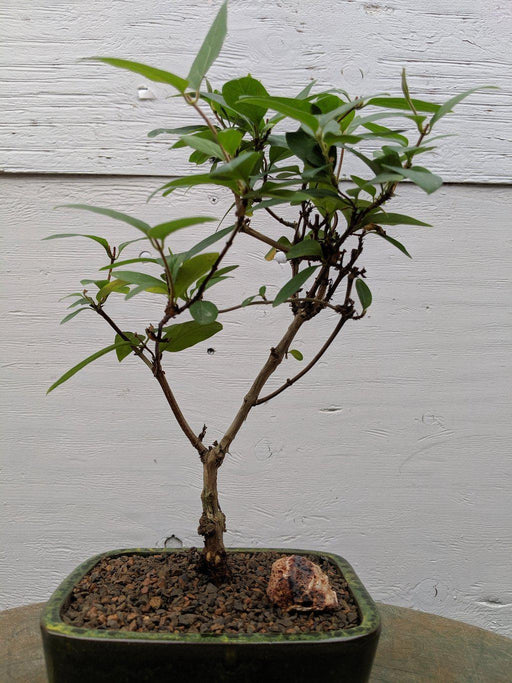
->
left=41, top=547, right=381, bottom=644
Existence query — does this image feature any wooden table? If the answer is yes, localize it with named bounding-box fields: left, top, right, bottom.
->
left=1, top=603, right=510, bottom=682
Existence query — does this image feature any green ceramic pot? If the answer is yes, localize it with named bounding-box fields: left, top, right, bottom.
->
left=41, top=548, right=381, bottom=682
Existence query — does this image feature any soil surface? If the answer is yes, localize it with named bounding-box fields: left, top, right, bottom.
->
left=62, top=550, right=360, bottom=635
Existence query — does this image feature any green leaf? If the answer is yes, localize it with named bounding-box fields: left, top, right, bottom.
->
left=112, top=271, right=168, bottom=291
left=60, top=308, right=90, bottom=325
left=222, top=76, right=269, bottom=125
left=356, top=279, right=372, bottom=310
left=210, top=151, right=261, bottom=181
left=161, top=320, right=223, bottom=352
left=317, top=99, right=362, bottom=127
left=351, top=175, right=376, bottom=198
left=364, top=212, right=431, bottom=227
left=289, top=349, right=303, bottom=361
left=362, top=122, right=408, bottom=146
left=67, top=297, right=90, bottom=309
left=114, top=332, right=144, bottom=361
left=57, top=204, right=151, bottom=234
left=187, top=1, right=228, bottom=91
left=258, top=285, right=267, bottom=298
left=242, top=295, right=256, bottom=306
left=157, top=174, right=238, bottom=197
left=383, top=165, right=443, bottom=194
left=118, top=237, right=148, bottom=254
left=273, top=265, right=319, bottom=307
left=59, top=292, right=83, bottom=301
left=199, top=91, right=251, bottom=126
left=286, top=239, right=323, bottom=259
left=285, top=129, right=324, bottom=167
left=96, top=279, right=131, bottom=301
left=362, top=172, right=404, bottom=186
left=148, top=125, right=208, bottom=137
left=173, top=252, right=218, bottom=299
left=217, top=128, right=243, bottom=156
left=185, top=224, right=235, bottom=260
left=240, top=95, right=319, bottom=132
left=100, top=257, right=158, bottom=271
left=190, top=300, right=219, bottom=325
left=180, top=135, right=223, bottom=159
left=43, top=232, right=111, bottom=256
left=430, top=86, right=496, bottom=126
left=89, top=57, right=188, bottom=92
left=148, top=216, right=216, bottom=240
left=400, top=68, right=416, bottom=114
left=367, top=96, right=440, bottom=113
left=371, top=232, right=412, bottom=258
left=193, top=264, right=238, bottom=293
left=124, top=285, right=147, bottom=300
left=47, top=341, right=132, bottom=394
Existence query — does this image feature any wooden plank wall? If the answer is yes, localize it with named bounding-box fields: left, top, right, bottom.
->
left=1, top=0, right=511, bottom=636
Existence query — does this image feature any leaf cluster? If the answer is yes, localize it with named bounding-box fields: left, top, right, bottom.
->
left=46, top=1, right=492, bottom=394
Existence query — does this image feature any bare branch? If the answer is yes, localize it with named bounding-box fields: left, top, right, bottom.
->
left=255, top=315, right=349, bottom=405
left=92, top=305, right=206, bottom=455
left=240, top=224, right=290, bottom=252
left=93, top=305, right=154, bottom=369
left=154, top=368, right=208, bottom=455
left=264, top=207, right=296, bottom=228
left=217, top=297, right=341, bottom=316
left=219, top=312, right=306, bottom=453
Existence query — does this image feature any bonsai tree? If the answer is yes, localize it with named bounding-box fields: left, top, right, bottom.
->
left=45, top=1, right=485, bottom=577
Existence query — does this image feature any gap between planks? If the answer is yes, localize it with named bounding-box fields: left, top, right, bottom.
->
left=1, top=171, right=511, bottom=188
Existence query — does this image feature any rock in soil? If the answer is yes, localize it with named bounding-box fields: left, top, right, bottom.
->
left=61, top=550, right=360, bottom=635
left=267, top=555, right=338, bottom=611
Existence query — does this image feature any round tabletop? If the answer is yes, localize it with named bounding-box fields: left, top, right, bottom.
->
left=1, top=602, right=510, bottom=682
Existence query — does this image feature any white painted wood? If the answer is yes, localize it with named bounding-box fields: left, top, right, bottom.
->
left=1, top=0, right=511, bottom=181
left=1, top=176, right=511, bottom=636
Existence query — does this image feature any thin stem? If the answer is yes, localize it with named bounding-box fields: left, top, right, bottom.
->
left=184, top=95, right=230, bottom=162
left=264, top=207, right=295, bottom=229
left=92, top=305, right=206, bottom=455
left=255, top=315, right=350, bottom=405
left=335, top=147, right=345, bottom=181
left=240, top=224, right=290, bottom=252
left=93, top=306, right=154, bottom=368
left=217, top=297, right=341, bottom=315
left=218, top=313, right=306, bottom=453
left=180, top=205, right=247, bottom=313
left=153, top=368, right=208, bottom=455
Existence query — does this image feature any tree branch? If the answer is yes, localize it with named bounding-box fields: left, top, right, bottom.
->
left=217, top=297, right=341, bottom=315
left=93, top=305, right=154, bottom=369
left=240, top=224, right=290, bottom=252
left=218, top=312, right=306, bottom=453
left=153, top=368, right=208, bottom=455
left=255, top=315, right=349, bottom=405
left=92, top=305, right=206, bottom=455
left=264, top=207, right=295, bottom=228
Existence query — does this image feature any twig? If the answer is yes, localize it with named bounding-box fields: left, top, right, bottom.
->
left=217, top=297, right=341, bottom=315
left=255, top=315, right=350, bottom=405
left=218, top=313, right=306, bottom=453
left=92, top=305, right=206, bottom=455
left=240, top=224, right=290, bottom=252
left=264, top=207, right=295, bottom=229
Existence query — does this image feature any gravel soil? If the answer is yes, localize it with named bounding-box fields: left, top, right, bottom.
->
left=62, top=550, right=360, bottom=635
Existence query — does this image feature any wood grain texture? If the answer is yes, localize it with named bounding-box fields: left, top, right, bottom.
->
left=1, top=0, right=511, bottom=180
left=1, top=176, right=511, bottom=636
left=1, top=602, right=511, bottom=682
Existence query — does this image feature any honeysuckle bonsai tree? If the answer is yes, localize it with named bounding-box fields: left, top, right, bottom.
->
left=45, top=2, right=486, bottom=577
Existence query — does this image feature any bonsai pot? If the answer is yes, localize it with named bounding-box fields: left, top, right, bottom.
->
left=41, top=548, right=381, bottom=683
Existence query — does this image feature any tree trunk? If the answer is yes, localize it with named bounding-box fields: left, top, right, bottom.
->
left=197, top=448, right=228, bottom=577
